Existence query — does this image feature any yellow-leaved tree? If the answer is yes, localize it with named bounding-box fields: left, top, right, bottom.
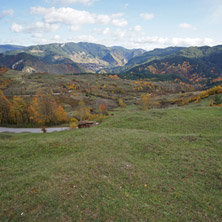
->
left=0, top=90, right=10, bottom=124
left=30, top=91, right=67, bottom=126
left=118, top=98, right=126, bottom=108
left=75, top=100, right=91, bottom=121
left=140, top=93, right=150, bottom=110
left=10, top=96, right=29, bottom=124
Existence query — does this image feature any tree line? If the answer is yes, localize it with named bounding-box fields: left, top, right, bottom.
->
left=0, top=90, right=67, bottom=126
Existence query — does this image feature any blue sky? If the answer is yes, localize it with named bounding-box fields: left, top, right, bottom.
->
left=0, top=0, right=222, bottom=50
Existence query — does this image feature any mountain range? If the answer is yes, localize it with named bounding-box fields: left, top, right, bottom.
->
left=0, top=42, right=222, bottom=84
left=1, top=42, right=145, bottom=73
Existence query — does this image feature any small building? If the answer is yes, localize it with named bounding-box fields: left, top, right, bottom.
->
left=78, top=121, right=96, bottom=128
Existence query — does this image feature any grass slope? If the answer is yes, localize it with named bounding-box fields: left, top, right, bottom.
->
left=0, top=104, right=222, bottom=221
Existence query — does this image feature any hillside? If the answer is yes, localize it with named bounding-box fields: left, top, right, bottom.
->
left=5, top=42, right=146, bottom=72
left=1, top=103, right=222, bottom=221
left=108, top=47, right=185, bottom=73
left=0, top=53, right=87, bottom=74
left=125, top=45, right=222, bottom=84
left=0, top=68, right=204, bottom=120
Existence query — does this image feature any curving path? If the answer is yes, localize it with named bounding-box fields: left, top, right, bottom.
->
left=0, top=127, right=70, bottom=133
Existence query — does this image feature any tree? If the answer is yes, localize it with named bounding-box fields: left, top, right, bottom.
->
left=27, top=105, right=36, bottom=125
left=10, top=96, right=29, bottom=124
left=140, top=93, right=150, bottom=110
left=99, top=103, right=107, bottom=114
left=55, top=105, right=68, bottom=123
left=0, top=90, right=10, bottom=124
left=30, top=91, right=67, bottom=125
left=70, top=118, right=78, bottom=129
left=118, top=98, right=126, bottom=108
left=76, top=100, right=91, bottom=121
left=213, top=95, right=222, bottom=105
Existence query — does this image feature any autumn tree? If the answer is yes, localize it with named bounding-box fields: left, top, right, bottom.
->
left=0, top=90, right=10, bottom=124
left=70, top=117, right=78, bottom=129
left=10, top=96, right=29, bottom=124
left=30, top=91, right=67, bottom=125
left=99, top=103, right=107, bottom=114
left=76, top=100, right=91, bottom=121
left=139, top=93, right=150, bottom=110
left=55, top=105, right=68, bottom=123
left=118, top=98, right=126, bottom=108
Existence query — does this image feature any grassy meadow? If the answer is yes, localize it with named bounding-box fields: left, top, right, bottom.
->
left=0, top=101, right=222, bottom=221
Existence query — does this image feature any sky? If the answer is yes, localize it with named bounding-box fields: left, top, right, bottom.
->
left=0, top=0, right=222, bottom=50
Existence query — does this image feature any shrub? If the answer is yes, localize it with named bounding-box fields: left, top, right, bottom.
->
left=70, top=118, right=78, bottom=129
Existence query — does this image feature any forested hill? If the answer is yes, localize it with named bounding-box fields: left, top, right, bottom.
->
left=123, top=45, right=222, bottom=84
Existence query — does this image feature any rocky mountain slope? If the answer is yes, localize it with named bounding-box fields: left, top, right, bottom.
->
left=5, top=42, right=145, bottom=72
left=0, top=52, right=87, bottom=74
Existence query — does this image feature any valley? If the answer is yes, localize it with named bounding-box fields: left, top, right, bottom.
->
left=2, top=0, right=222, bottom=220
left=0, top=42, right=222, bottom=128
left=0, top=42, right=222, bottom=222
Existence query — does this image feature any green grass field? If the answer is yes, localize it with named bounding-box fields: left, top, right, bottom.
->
left=0, top=104, right=222, bottom=221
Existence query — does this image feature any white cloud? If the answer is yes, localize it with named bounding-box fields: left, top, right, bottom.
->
left=134, top=36, right=167, bottom=44
left=30, top=6, right=48, bottom=15
left=26, top=22, right=60, bottom=32
left=11, top=23, right=23, bottom=32
left=54, top=34, right=61, bottom=40
left=30, top=7, right=115, bottom=30
left=53, top=0, right=95, bottom=5
left=11, top=21, right=60, bottom=33
left=133, top=25, right=142, bottom=32
left=97, top=15, right=111, bottom=25
left=113, top=29, right=126, bottom=38
left=0, top=9, right=14, bottom=19
left=140, top=13, right=154, bottom=20
left=32, top=33, right=43, bottom=38
left=132, top=36, right=215, bottom=47
left=70, top=25, right=81, bottom=31
left=103, top=27, right=110, bottom=35
left=112, top=18, right=128, bottom=27
left=179, top=23, right=196, bottom=30
left=68, top=35, right=98, bottom=43
left=31, top=7, right=95, bottom=25
left=2, top=9, right=14, bottom=16
left=32, top=38, right=53, bottom=45
left=29, top=7, right=129, bottom=32
left=170, top=37, right=214, bottom=46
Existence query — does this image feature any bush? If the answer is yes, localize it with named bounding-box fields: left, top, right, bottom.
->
left=213, top=95, right=222, bottom=105
left=70, top=118, right=78, bottom=129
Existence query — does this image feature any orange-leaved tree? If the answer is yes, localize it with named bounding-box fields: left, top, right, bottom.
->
left=30, top=91, right=67, bottom=126
left=9, top=96, right=29, bottom=124
left=0, top=90, right=10, bottom=124
left=99, top=103, right=107, bottom=114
